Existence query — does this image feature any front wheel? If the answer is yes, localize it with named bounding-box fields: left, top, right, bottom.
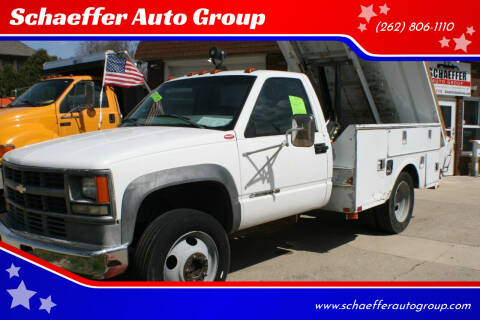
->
left=134, top=209, right=230, bottom=281
left=375, top=172, right=415, bottom=234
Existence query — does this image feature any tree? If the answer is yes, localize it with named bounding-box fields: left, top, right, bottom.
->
left=0, top=49, right=57, bottom=98
left=76, top=41, right=137, bottom=56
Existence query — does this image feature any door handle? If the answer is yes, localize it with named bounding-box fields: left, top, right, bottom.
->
left=314, top=143, right=329, bottom=154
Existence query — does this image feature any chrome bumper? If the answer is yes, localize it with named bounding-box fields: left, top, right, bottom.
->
left=0, top=215, right=128, bottom=280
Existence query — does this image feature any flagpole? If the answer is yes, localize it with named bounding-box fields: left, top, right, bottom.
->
left=98, top=50, right=112, bottom=130
left=124, top=50, right=152, bottom=93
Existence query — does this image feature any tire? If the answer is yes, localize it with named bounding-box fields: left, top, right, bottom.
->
left=134, top=209, right=230, bottom=281
left=375, top=172, right=415, bottom=234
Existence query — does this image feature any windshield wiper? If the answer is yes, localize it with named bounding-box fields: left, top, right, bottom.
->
left=13, top=99, right=36, bottom=106
left=154, top=114, right=205, bottom=129
left=121, top=118, right=141, bottom=126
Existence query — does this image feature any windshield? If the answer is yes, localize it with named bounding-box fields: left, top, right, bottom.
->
left=10, top=79, right=73, bottom=107
left=121, top=75, right=256, bottom=130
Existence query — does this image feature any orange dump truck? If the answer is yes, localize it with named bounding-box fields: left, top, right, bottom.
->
left=0, top=53, right=146, bottom=208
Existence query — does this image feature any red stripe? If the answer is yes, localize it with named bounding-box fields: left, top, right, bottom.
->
left=1, top=241, right=480, bottom=287
left=105, top=73, right=144, bottom=80
left=105, top=73, right=144, bottom=81
left=106, top=71, right=144, bottom=79
left=105, top=80, right=144, bottom=87
left=103, top=82, right=143, bottom=88
left=105, top=75, right=143, bottom=83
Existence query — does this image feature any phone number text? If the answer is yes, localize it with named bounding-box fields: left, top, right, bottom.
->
left=375, top=22, right=455, bottom=33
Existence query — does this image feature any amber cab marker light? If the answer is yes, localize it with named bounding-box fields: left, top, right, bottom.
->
left=198, top=70, right=209, bottom=75
left=210, top=69, right=222, bottom=74
left=0, top=145, right=15, bottom=158
left=244, top=67, right=257, bottom=73
left=95, top=176, right=110, bottom=204
left=187, top=72, right=198, bottom=76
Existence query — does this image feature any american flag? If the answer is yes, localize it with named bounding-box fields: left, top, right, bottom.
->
left=104, top=55, right=145, bottom=87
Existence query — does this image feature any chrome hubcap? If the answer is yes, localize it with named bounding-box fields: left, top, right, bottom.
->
left=164, top=231, right=218, bottom=281
left=394, top=181, right=411, bottom=223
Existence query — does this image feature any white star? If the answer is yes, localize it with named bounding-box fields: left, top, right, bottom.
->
left=358, top=23, right=367, bottom=32
left=358, top=5, right=377, bottom=23
left=379, top=3, right=390, bottom=15
left=439, top=37, right=450, bottom=48
left=6, top=263, right=20, bottom=278
left=39, top=295, right=57, bottom=314
left=7, top=281, right=37, bottom=310
left=466, top=26, right=475, bottom=36
left=453, top=33, right=472, bottom=52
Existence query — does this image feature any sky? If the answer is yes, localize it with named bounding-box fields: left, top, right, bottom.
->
left=23, top=41, right=83, bottom=59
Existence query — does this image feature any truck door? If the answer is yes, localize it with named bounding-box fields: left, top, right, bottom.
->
left=236, top=77, right=330, bottom=229
left=57, top=81, right=116, bottom=136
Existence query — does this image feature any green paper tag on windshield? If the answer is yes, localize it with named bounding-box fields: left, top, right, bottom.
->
left=289, top=95, right=307, bottom=115
left=151, top=92, right=162, bottom=103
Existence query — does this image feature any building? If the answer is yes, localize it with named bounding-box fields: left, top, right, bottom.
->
left=135, top=41, right=287, bottom=88
left=0, top=41, right=35, bottom=71
left=429, top=61, right=480, bottom=175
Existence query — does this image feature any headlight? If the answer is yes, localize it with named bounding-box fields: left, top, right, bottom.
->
left=72, top=175, right=110, bottom=203
left=0, top=145, right=15, bottom=158
left=81, top=177, right=97, bottom=200
left=69, top=175, right=112, bottom=216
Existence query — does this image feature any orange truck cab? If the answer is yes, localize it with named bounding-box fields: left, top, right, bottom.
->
left=0, top=53, right=146, bottom=208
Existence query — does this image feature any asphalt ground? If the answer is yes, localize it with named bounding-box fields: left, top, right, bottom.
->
left=228, top=176, right=480, bottom=281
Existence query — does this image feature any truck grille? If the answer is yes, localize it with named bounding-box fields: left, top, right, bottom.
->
left=3, top=164, right=68, bottom=238
left=4, top=166, right=64, bottom=189
left=6, top=205, right=67, bottom=237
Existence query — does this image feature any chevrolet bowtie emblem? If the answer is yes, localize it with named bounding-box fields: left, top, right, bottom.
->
left=16, top=184, right=26, bottom=194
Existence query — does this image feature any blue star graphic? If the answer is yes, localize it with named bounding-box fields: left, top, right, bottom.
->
left=5, top=263, right=20, bottom=278
left=7, top=280, right=37, bottom=309
left=39, top=295, right=57, bottom=314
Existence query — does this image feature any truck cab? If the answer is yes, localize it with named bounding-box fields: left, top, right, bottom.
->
left=0, top=75, right=122, bottom=205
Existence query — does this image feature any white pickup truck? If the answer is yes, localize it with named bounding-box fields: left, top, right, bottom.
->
left=0, top=42, right=446, bottom=281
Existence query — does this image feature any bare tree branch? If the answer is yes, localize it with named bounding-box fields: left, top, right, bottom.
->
left=76, top=41, right=137, bottom=56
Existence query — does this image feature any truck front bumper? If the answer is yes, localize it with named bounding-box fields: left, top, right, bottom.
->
left=0, top=215, right=128, bottom=280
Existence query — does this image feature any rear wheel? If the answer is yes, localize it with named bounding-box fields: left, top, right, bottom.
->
left=134, top=209, right=230, bottom=281
left=375, top=172, right=414, bottom=234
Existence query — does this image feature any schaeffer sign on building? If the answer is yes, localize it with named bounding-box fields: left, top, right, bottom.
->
left=429, top=62, right=471, bottom=97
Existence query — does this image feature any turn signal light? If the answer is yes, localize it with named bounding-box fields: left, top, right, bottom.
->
left=96, top=176, right=110, bottom=204
left=0, top=145, right=15, bottom=158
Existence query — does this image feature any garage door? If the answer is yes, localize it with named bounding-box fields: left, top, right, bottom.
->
left=164, top=54, right=266, bottom=79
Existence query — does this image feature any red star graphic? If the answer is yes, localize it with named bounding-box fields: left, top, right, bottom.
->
left=439, top=37, right=450, bottom=48
left=453, top=33, right=472, bottom=52
left=358, top=5, right=377, bottom=23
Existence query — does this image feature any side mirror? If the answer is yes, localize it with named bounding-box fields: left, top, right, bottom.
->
left=290, top=114, right=315, bottom=147
left=84, top=81, right=95, bottom=110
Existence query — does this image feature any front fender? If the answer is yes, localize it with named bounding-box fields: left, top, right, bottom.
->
left=0, top=123, right=58, bottom=150
left=120, top=164, right=241, bottom=244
